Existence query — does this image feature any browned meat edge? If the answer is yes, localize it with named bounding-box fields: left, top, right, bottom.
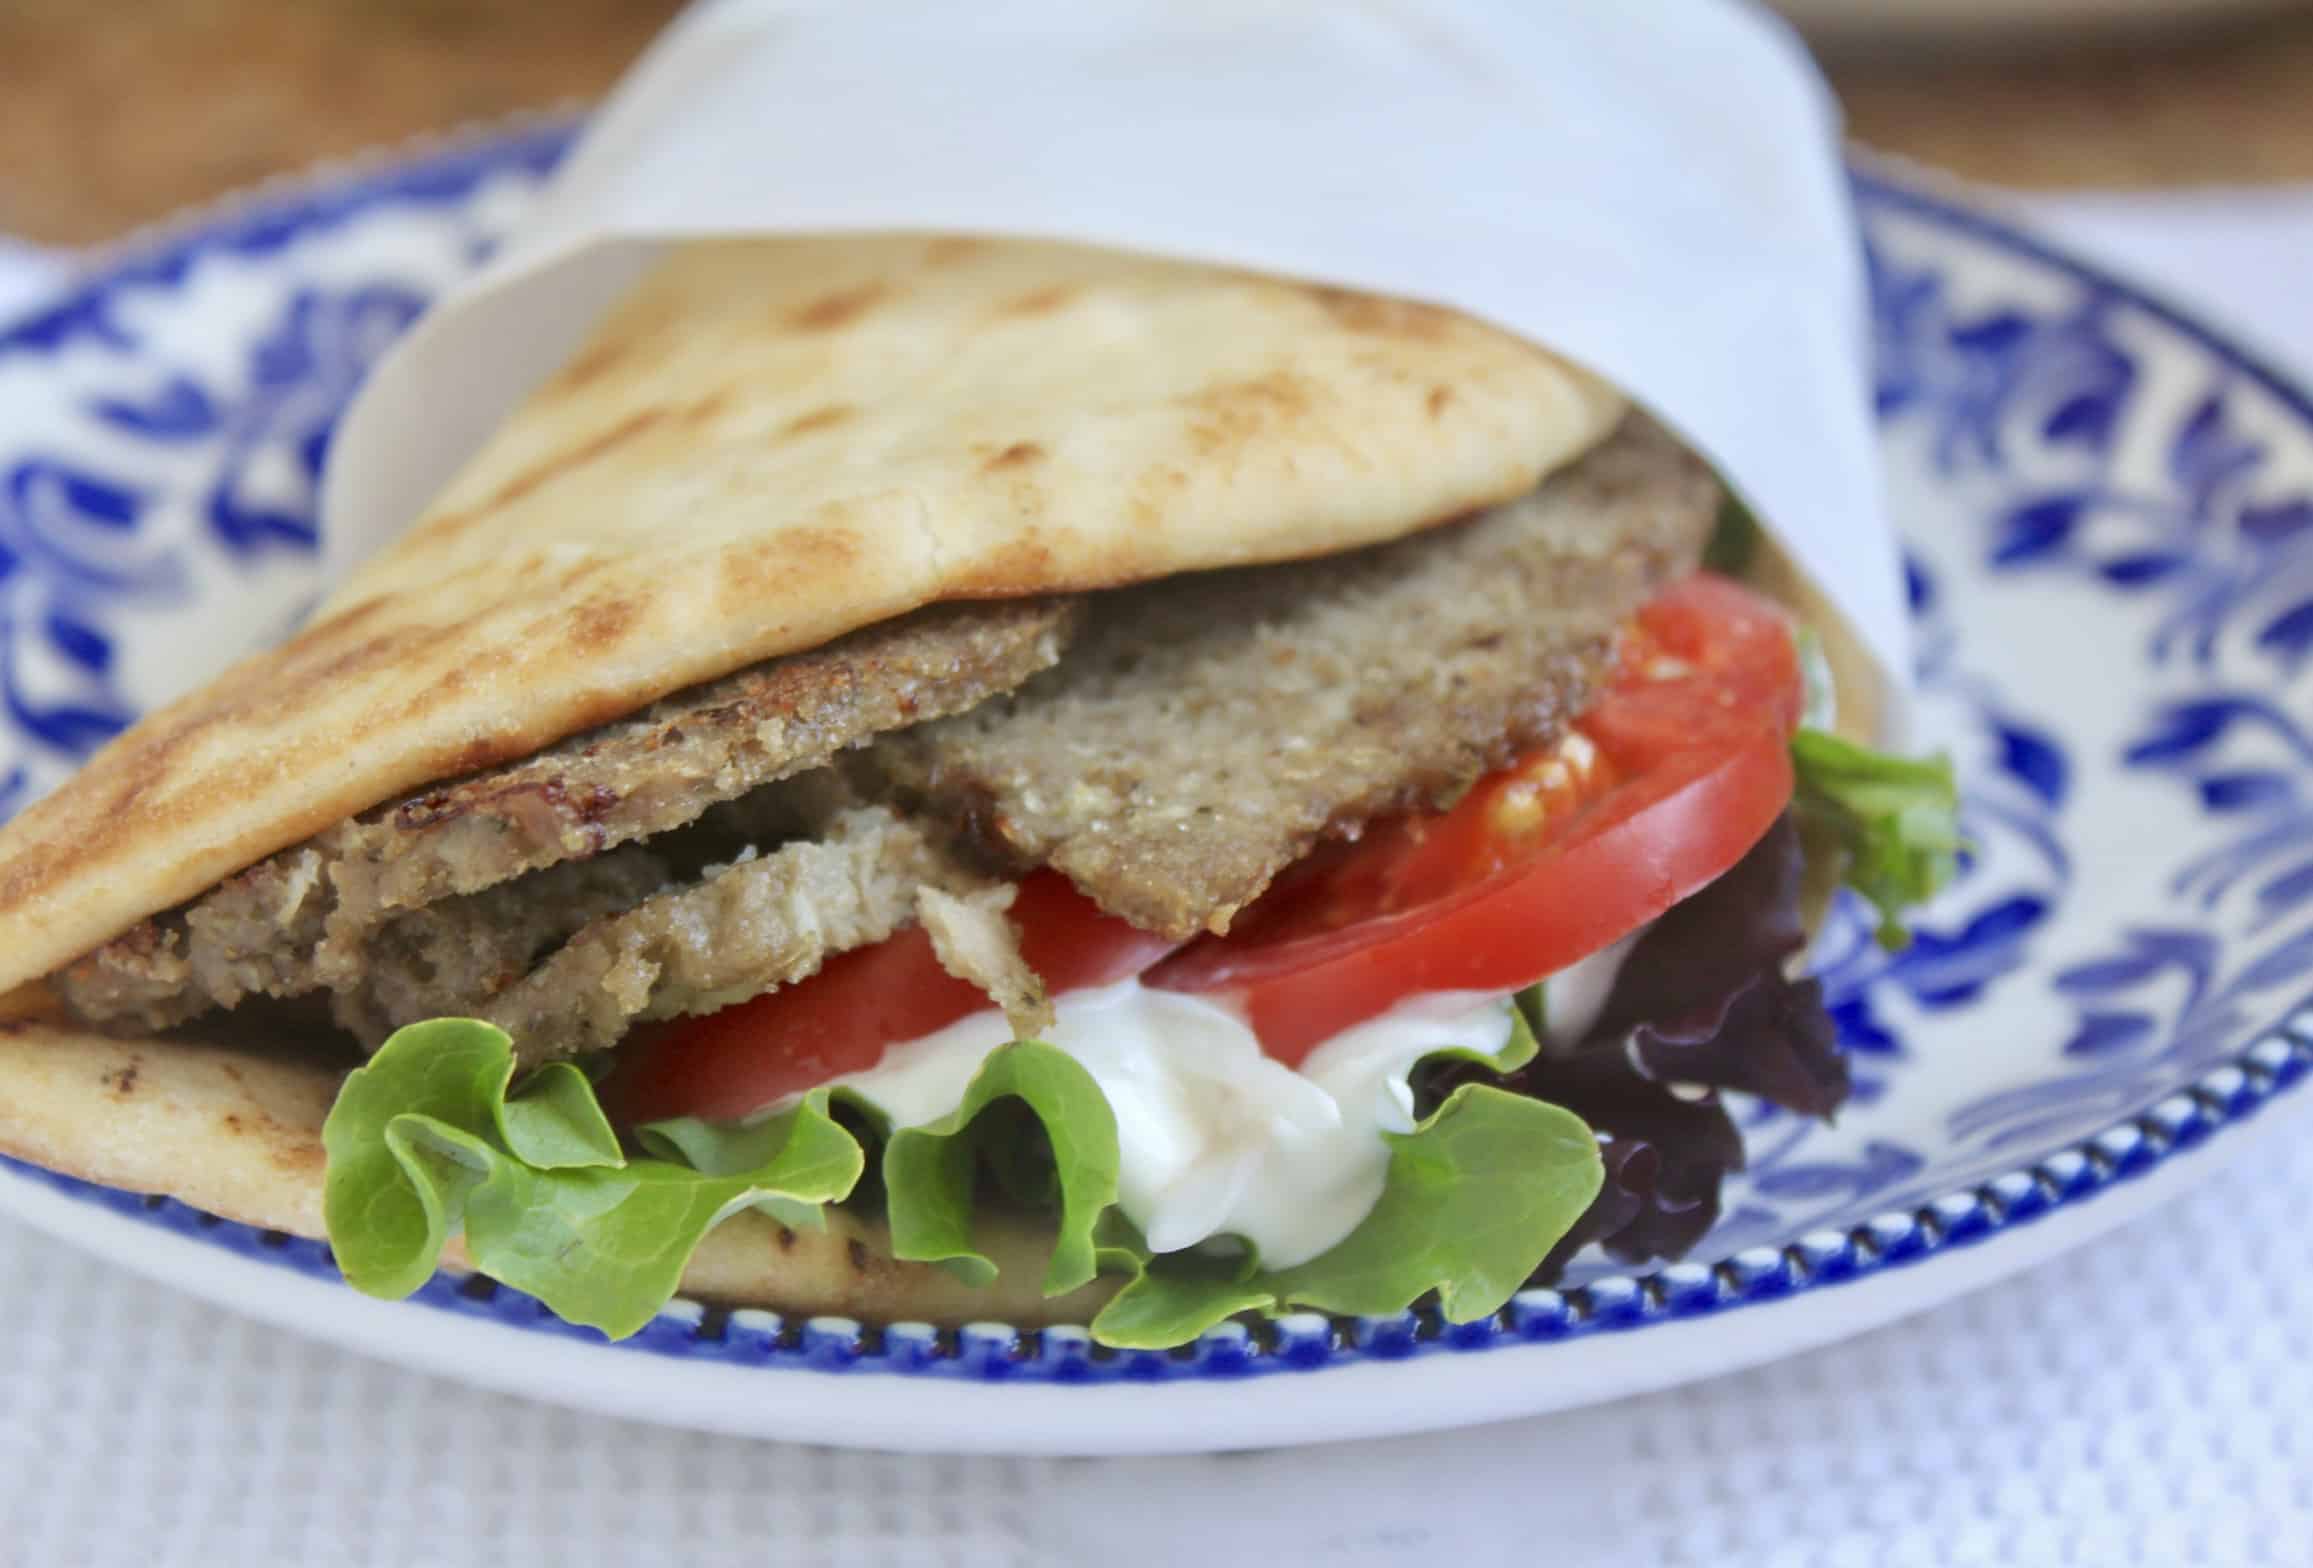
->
left=59, top=599, right=1079, bottom=1029
left=854, top=414, right=1716, bottom=938
left=480, top=806, right=983, bottom=1064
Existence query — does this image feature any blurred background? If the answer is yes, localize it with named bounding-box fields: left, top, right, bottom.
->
left=1, top=0, right=2312, bottom=246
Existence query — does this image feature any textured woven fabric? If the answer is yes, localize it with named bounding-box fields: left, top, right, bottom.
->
left=1, top=197, right=2310, bottom=1568
left=2, top=1106, right=2307, bottom=1566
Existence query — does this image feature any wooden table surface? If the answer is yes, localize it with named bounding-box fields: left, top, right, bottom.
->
left=1, top=2, right=2310, bottom=247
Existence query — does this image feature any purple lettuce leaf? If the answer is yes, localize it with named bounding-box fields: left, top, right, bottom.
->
left=1424, top=813, right=1848, bottom=1275
left=1586, top=816, right=1849, bottom=1120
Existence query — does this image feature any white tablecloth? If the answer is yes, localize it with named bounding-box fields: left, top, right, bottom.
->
left=2, top=192, right=2309, bottom=1568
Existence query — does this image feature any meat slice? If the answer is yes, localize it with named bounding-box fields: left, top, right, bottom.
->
left=54, top=848, right=335, bottom=1033
left=325, top=597, right=1077, bottom=935
left=62, top=843, right=678, bottom=1041
left=480, top=806, right=980, bottom=1065
left=855, top=415, right=1716, bottom=939
left=58, top=415, right=1712, bottom=1059
left=327, top=849, right=674, bottom=1048
left=59, top=599, right=1077, bottom=1031
left=917, top=884, right=1052, bottom=1040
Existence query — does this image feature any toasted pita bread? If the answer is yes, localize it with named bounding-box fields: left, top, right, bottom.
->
left=0, top=228, right=1890, bottom=1329
left=0, top=594, right=1885, bottom=1329
left=0, top=1010, right=1119, bottom=1327
left=0, top=234, right=1623, bottom=995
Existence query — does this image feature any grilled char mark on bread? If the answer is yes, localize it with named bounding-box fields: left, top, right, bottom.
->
left=58, top=600, right=1079, bottom=1031
left=858, top=415, right=1717, bottom=939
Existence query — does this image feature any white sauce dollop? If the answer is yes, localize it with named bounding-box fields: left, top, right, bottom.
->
left=828, top=941, right=1638, bottom=1268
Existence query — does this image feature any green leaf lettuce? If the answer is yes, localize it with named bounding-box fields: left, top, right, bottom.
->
left=1790, top=726, right=1963, bottom=947
left=881, top=1041, right=1120, bottom=1294
left=323, top=1000, right=1598, bottom=1349
left=323, top=1019, right=862, bottom=1337
left=1089, top=1084, right=1602, bottom=1349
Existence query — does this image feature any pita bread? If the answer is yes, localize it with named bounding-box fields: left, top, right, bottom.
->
left=0, top=1011, right=1119, bottom=1327
left=0, top=606, right=1887, bottom=1330
left=1743, top=537, right=1887, bottom=748
left=0, top=234, right=1622, bottom=994
left=0, top=230, right=1889, bottom=1331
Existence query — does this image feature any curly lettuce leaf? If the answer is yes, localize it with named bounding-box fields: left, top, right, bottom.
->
left=455, top=1109, right=857, bottom=1333
left=1512, top=982, right=1548, bottom=1043
left=1086, top=1215, right=1276, bottom=1349
left=1576, top=815, right=1848, bottom=1119
left=1423, top=814, right=1845, bottom=1273
left=1269, top=1084, right=1600, bottom=1316
left=323, top=1019, right=863, bottom=1336
left=1435, top=989, right=1544, bottom=1079
left=323, top=1018, right=595, bottom=1301
left=1790, top=726, right=1962, bottom=947
left=324, top=1004, right=1578, bottom=1348
left=882, top=1041, right=1119, bottom=1295
left=1504, top=1046, right=1748, bottom=1271
left=1090, top=1084, right=1602, bottom=1350
left=637, top=1112, right=852, bottom=1234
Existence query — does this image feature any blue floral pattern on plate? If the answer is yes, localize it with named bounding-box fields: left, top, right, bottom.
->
left=0, top=127, right=2308, bottom=1381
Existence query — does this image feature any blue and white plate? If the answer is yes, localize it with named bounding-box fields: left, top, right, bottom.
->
left=0, top=125, right=2308, bottom=1455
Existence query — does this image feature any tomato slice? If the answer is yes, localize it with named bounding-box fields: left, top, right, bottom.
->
left=1144, top=572, right=1803, bottom=1064
left=610, top=572, right=1802, bottom=1119
left=606, top=871, right=1179, bottom=1126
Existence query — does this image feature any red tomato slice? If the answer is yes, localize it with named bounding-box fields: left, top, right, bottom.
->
left=1144, top=572, right=1803, bottom=1064
left=610, top=572, right=1802, bottom=1119
left=606, top=871, right=1179, bottom=1126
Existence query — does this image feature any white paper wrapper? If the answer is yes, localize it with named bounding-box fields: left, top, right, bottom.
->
left=323, top=0, right=1908, bottom=697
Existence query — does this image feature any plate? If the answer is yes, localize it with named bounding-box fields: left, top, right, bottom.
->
left=0, top=125, right=2308, bottom=1455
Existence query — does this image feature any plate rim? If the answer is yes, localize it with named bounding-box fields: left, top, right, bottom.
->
left=3, top=1065, right=2304, bottom=1454
left=1, top=124, right=2310, bottom=1446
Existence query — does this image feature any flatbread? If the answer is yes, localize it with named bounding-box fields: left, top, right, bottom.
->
left=0, top=234, right=1622, bottom=993
left=0, top=1012, right=1118, bottom=1327
left=0, top=228, right=1890, bottom=1329
left=0, top=603, right=1888, bottom=1330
